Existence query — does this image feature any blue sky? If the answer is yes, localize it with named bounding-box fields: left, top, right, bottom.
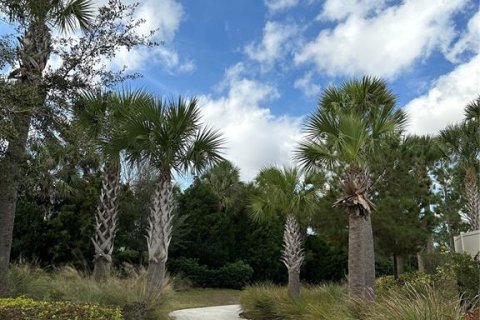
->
left=2, top=0, right=479, bottom=181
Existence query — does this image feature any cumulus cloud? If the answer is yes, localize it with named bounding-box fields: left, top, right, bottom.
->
left=319, top=0, right=387, bottom=21
left=295, top=0, right=467, bottom=78
left=445, top=10, right=480, bottom=63
left=264, top=0, right=299, bottom=13
left=107, top=0, right=194, bottom=74
left=294, top=72, right=321, bottom=97
left=404, top=54, right=480, bottom=135
left=198, top=65, right=303, bottom=181
left=245, top=21, right=298, bottom=68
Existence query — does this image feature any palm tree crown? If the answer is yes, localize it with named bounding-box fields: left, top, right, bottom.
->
left=123, top=97, right=225, bottom=177
left=251, top=167, right=320, bottom=223
left=296, top=76, right=406, bottom=170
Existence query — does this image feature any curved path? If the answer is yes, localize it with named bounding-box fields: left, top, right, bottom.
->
left=169, top=304, right=242, bottom=320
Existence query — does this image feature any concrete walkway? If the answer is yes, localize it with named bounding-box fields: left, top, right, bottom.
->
left=169, top=304, right=242, bottom=320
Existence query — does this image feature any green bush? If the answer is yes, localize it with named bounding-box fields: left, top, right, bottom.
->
left=217, top=261, right=254, bottom=290
left=0, top=297, right=122, bottom=320
left=377, top=252, right=480, bottom=306
left=169, top=258, right=252, bottom=289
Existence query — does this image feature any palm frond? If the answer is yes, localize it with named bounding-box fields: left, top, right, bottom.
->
left=54, top=0, right=94, bottom=32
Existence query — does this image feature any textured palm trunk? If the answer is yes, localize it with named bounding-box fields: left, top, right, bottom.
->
left=0, top=20, right=50, bottom=296
left=335, top=165, right=375, bottom=302
left=464, top=168, right=480, bottom=231
left=348, top=210, right=366, bottom=300
left=92, top=161, right=120, bottom=281
left=363, top=214, right=375, bottom=302
left=145, top=172, right=174, bottom=304
left=282, top=214, right=304, bottom=300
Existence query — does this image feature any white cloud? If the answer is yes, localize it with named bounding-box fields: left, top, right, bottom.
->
left=264, top=0, right=299, bottom=13
left=404, top=54, right=480, bottom=135
left=245, top=21, right=298, bottom=68
left=107, top=0, right=194, bottom=74
left=294, top=72, right=321, bottom=97
left=319, top=0, right=387, bottom=21
left=445, top=10, right=480, bottom=63
left=295, top=0, right=467, bottom=78
left=198, top=66, right=303, bottom=181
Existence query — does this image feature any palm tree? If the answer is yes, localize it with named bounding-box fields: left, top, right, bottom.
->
left=73, top=89, right=150, bottom=280
left=0, top=0, right=93, bottom=295
left=250, top=167, right=321, bottom=300
left=202, top=160, right=241, bottom=211
left=122, top=96, right=224, bottom=303
left=295, top=76, right=406, bottom=302
left=440, top=98, right=480, bottom=231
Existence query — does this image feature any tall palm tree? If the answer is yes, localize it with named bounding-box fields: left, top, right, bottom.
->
left=123, top=96, right=224, bottom=303
left=440, top=98, right=480, bottom=231
left=250, top=167, right=321, bottom=300
left=73, top=89, right=150, bottom=280
left=0, top=0, right=93, bottom=295
left=295, top=76, right=406, bottom=302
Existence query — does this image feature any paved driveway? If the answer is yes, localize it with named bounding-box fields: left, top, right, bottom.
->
left=169, top=304, right=242, bottom=320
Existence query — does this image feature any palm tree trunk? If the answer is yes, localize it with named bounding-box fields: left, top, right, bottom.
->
left=348, top=209, right=366, bottom=300
left=92, top=161, right=120, bottom=281
left=363, top=214, right=375, bottom=302
left=465, top=168, right=480, bottom=231
left=282, top=214, right=304, bottom=300
left=145, top=172, right=174, bottom=304
left=0, top=112, right=30, bottom=296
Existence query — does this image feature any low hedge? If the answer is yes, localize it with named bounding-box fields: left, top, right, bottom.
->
left=0, top=297, right=122, bottom=320
left=169, top=258, right=253, bottom=289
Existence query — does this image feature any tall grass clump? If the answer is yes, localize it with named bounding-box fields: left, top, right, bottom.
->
left=240, top=283, right=469, bottom=320
left=7, top=264, right=173, bottom=319
left=240, top=283, right=353, bottom=320
left=364, top=284, right=467, bottom=320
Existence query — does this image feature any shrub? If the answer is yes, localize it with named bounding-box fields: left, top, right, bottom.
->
left=0, top=297, right=122, bottom=320
left=169, top=258, right=252, bottom=289
left=217, top=261, right=254, bottom=290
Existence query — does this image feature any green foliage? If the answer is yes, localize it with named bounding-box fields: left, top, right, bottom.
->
left=240, top=284, right=352, bottom=320
left=0, top=297, right=122, bottom=320
left=241, top=283, right=467, bottom=320
left=301, top=235, right=347, bottom=283
left=377, top=252, right=480, bottom=307
left=168, top=258, right=253, bottom=289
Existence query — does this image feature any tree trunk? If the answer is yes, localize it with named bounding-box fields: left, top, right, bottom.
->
left=92, top=161, right=120, bottom=281
left=93, top=256, right=111, bottom=282
left=281, top=215, right=304, bottom=301
left=288, top=270, right=300, bottom=300
left=0, top=19, right=51, bottom=296
left=145, top=173, right=173, bottom=304
left=417, top=252, right=425, bottom=272
left=146, top=260, right=166, bottom=303
left=395, top=255, right=404, bottom=276
left=348, top=211, right=365, bottom=300
left=0, top=112, right=31, bottom=296
left=465, top=168, right=480, bottom=231
left=363, top=214, right=375, bottom=302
